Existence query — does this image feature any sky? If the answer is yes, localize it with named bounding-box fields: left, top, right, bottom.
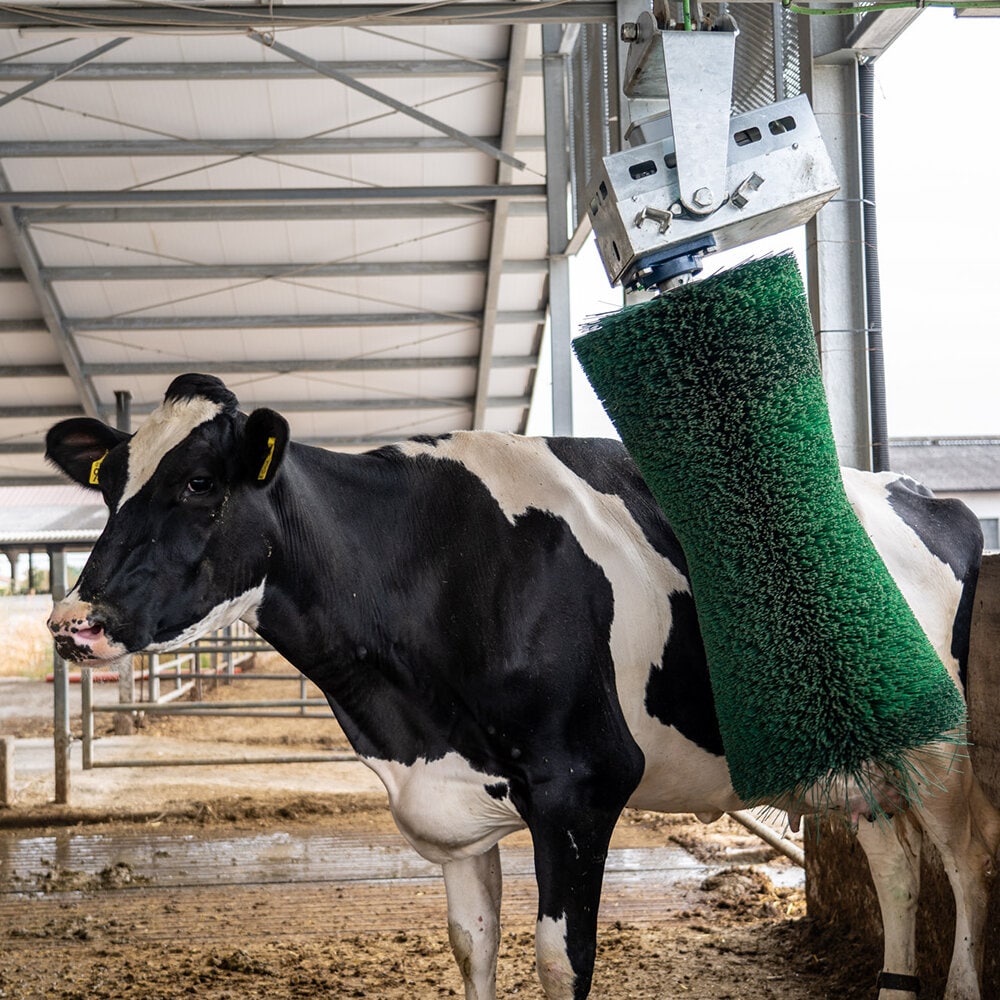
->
left=533, top=10, right=1000, bottom=443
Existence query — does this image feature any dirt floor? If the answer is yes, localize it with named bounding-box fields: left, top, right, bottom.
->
left=0, top=655, right=883, bottom=1000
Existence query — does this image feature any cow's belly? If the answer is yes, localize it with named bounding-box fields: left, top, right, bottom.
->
left=628, top=729, right=742, bottom=815
left=361, top=752, right=526, bottom=866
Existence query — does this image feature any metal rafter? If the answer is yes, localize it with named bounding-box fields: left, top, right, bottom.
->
left=0, top=136, right=545, bottom=158
left=77, top=355, right=539, bottom=376
left=19, top=201, right=545, bottom=224
left=473, top=22, right=528, bottom=429
left=0, top=356, right=536, bottom=378
left=0, top=59, right=522, bottom=81
left=39, top=259, right=547, bottom=282
left=0, top=169, right=101, bottom=419
left=247, top=31, right=526, bottom=172
left=0, top=184, right=547, bottom=206
left=0, top=393, right=533, bottom=420
left=67, top=310, right=545, bottom=331
left=0, top=3, right=615, bottom=31
left=0, top=36, right=129, bottom=109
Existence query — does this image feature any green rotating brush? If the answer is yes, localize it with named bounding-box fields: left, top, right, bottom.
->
left=573, top=252, right=965, bottom=809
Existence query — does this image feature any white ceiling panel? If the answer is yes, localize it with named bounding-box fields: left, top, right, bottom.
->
left=0, top=4, right=577, bottom=484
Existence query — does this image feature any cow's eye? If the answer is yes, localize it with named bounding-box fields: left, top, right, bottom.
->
left=186, top=477, right=214, bottom=496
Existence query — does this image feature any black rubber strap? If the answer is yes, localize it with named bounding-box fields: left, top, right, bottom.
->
left=876, top=971, right=920, bottom=995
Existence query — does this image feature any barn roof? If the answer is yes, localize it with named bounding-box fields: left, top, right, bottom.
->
left=0, top=3, right=931, bottom=490
left=0, top=484, right=106, bottom=546
left=889, top=438, right=1000, bottom=494
left=0, top=5, right=582, bottom=487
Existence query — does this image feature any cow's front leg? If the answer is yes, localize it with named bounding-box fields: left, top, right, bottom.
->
left=856, top=812, right=923, bottom=1000
left=442, top=845, right=503, bottom=1000
left=529, top=804, right=622, bottom=1000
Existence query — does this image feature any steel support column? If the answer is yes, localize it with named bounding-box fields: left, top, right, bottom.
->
left=801, top=18, right=871, bottom=471
left=542, top=25, right=574, bottom=437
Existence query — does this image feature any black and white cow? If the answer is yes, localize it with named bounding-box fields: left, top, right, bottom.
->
left=46, top=374, right=1000, bottom=1000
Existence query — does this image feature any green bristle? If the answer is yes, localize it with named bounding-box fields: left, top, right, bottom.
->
left=573, top=252, right=966, bottom=807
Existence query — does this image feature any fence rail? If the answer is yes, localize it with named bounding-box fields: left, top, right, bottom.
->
left=55, top=622, right=357, bottom=798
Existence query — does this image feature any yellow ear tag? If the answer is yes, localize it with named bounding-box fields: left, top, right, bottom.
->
left=89, top=450, right=108, bottom=486
left=257, top=436, right=277, bottom=481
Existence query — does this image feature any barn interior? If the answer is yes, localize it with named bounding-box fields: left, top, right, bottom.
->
left=2, top=3, right=1000, bottom=999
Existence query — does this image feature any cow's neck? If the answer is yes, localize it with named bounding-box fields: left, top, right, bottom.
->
left=249, top=443, right=451, bottom=761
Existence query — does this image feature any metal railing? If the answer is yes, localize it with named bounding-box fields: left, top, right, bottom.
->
left=54, top=623, right=358, bottom=799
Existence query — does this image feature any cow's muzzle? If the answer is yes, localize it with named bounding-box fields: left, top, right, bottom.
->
left=48, top=599, right=129, bottom=664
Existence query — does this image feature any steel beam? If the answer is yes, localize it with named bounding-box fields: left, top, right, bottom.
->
left=473, top=22, right=528, bottom=429
left=0, top=59, right=530, bottom=82
left=0, top=169, right=101, bottom=419
left=68, top=310, right=545, bottom=331
left=0, top=37, right=129, bottom=110
left=20, top=201, right=545, bottom=224
left=0, top=3, right=616, bottom=31
left=80, top=355, right=538, bottom=376
left=248, top=31, right=525, bottom=172
left=0, top=136, right=545, bottom=158
left=41, top=259, right=546, bottom=282
left=0, top=184, right=547, bottom=207
left=120, top=393, right=532, bottom=417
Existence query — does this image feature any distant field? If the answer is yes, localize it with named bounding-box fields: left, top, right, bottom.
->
left=0, top=595, right=54, bottom=678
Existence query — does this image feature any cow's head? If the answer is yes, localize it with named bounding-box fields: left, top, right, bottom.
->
left=46, top=374, right=288, bottom=664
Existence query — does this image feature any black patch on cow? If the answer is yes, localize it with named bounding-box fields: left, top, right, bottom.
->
left=886, top=476, right=983, bottom=689
left=544, top=437, right=688, bottom=572
left=485, top=781, right=509, bottom=800
left=886, top=477, right=982, bottom=580
left=263, top=450, right=645, bottom=820
left=409, top=433, right=453, bottom=448
left=163, top=373, right=239, bottom=413
left=644, top=591, right=724, bottom=756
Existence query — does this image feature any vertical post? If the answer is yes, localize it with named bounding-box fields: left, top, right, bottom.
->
left=0, top=736, right=14, bottom=806
left=112, top=388, right=137, bottom=734
left=542, top=23, right=574, bottom=437
left=800, top=16, right=872, bottom=472
left=49, top=545, right=71, bottom=805
left=115, top=656, right=136, bottom=734
left=81, top=667, right=93, bottom=770
left=115, top=389, right=132, bottom=433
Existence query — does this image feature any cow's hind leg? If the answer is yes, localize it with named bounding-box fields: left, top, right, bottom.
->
left=910, top=755, right=1000, bottom=1000
left=443, top=845, right=503, bottom=1000
left=856, top=812, right=923, bottom=1000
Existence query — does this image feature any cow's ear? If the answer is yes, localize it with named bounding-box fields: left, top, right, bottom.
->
left=242, top=408, right=289, bottom=487
left=45, top=418, right=130, bottom=491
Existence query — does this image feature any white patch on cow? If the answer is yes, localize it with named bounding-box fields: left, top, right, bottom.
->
left=363, top=751, right=525, bottom=866
left=842, top=468, right=964, bottom=681
left=119, top=395, right=224, bottom=511
left=145, top=579, right=266, bottom=653
left=535, top=913, right=575, bottom=1000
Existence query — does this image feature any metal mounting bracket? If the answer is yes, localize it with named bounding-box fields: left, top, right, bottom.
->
left=622, top=16, right=736, bottom=217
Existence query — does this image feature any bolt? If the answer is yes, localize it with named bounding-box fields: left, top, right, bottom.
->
left=620, top=21, right=639, bottom=42
left=693, top=187, right=714, bottom=208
